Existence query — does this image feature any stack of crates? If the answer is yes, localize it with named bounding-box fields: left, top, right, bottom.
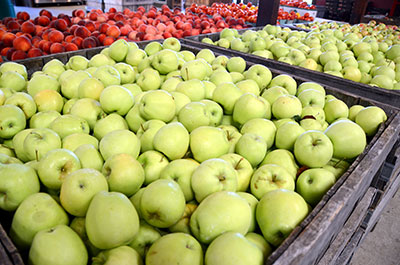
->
left=324, top=0, right=354, bottom=22
left=86, top=0, right=155, bottom=12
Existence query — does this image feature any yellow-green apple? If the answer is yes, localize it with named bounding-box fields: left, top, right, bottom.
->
left=23, top=128, right=61, bottom=161
left=60, top=70, right=91, bottom=99
left=12, top=129, right=33, bottom=162
left=138, top=150, right=169, bottom=185
left=0, top=104, right=26, bottom=139
left=196, top=49, right=215, bottom=64
left=77, top=78, right=104, bottom=100
left=126, top=48, right=147, bottom=67
left=33, top=90, right=63, bottom=113
left=99, top=129, right=140, bottom=160
left=146, top=233, right=203, bottom=265
left=244, top=64, right=272, bottom=89
left=240, top=118, right=276, bottom=149
left=250, top=164, right=295, bottom=199
left=370, top=74, right=394, bottom=89
left=144, top=42, right=163, bottom=56
left=272, top=95, right=302, bottom=119
left=296, top=168, right=336, bottom=206
left=342, top=66, right=362, bottom=82
left=268, top=74, right=297, bottom=95
left=190, top=126, right=230, bottom=162
left=151, top=49, right=179, bottom=75
left=29, top=225, right=87, bottom=265
left=236, top=79, right=260, bottom=95
left=220, top=153, right=253, bottom=192
left=69, top=98, right=106, bottom=130
left=355, top=106, right=387, bottom=136
left=0, top=62, right=28, bottom=79
left=261, top=149, right=299, bottom=179
left=139, top=90, right=175, bottom=122
left=301, top=106, right=326, bottom=124
left=102, top=153, right=144, bottom=196
left=43, top=59, right=65, bottom=78
left=245, top=232, right=273, bottom=259
left=140, top=179, right=185, bottom=228
left=180, top=59, right=208, bottom=81
left=49, top=114, right=90, bottom=139
left=86, top=191, right=140, bottom=249
left=160, top=159, right=199, bottom=202
left=256, top=189, right=308, bottom=246
left=297, top=89, right=325, bottom=108
left=275, top=121, right=305, bottom=151
left=227, top=56, right=246, bottom=73
left=109, top=39, right=129, bottom=62
left=0, top=71, right=26, bottom=92
left=94, top=113, right=128, bottom=140
left=178, top=102, right=211, bottom=132
left=235, top=133, right=267, bottom=167
left=322, top=158, right=350, bottom=179
left=63, top=98, right=78, bottom=114
left=136, top=68, right=161, bottom=91
left=129, top=220, right=161, bottom=258
left=205, top=232, right=263, bottom=265
left=200, top=99, right=223, bottom=126
left=169, top=202, right=198, bottom=234
left=5, top=92, right=36, bottom=119
left=89, top=54, right=113, bottom=68
left=0, top=163, right=40, bottom=211
left=294, top=130, right=333, bottom=168
left=212, top=82, right=243, bottom=114
left=297, top=82, right=326, bottom=96
left=176, top=79, right=206, bottom=101
left=27, top=73, right=60, bottom=97
left=233, top=93, right=271, bottom=125
left=161, top=77, right=182, bottom=92
left=163, top=37, right=181, bottom=52
left=319, top=50, right=340, bottom=66
left=324, top=99, right=349, bottom=123
left=349, top=105, right=365, bottom=121
left=37, top=148, right=81, bottom=190
left=136, top=119, right=166, bottom=152
left=93, top=66, right=121, bottom=87
left=153, top=122, right=189, bottom=160
left=10, top=193, right=68, bottom=249
left=218, top=125, right=242, bottom=153
left=191, top=158, right=238, bottom=202
left=324, top=60, right=342, bottom=72
left=236, top=192, right=258, bottom=232
left=60, top=168, right=108, bottom=216
left=63, top=132, right=99, bottom=151
left=190, top=191, right=251, bottom=244
left=99, top=85, right=134, bottom=115
left=261, top=86, right=290, bottom=105
left=209, top=69, right=233, bottom=86
left=67, top=55, right=89, bottom=71
left=92, top=246, right=142, bottom=265
left=325, top=120, right=367, bottom=159
left=179, top=50, right=196, bottom=62
left=74, top=144, right=104, bottom=172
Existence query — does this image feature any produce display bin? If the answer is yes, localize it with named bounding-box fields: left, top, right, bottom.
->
left=183, top=34, right=400, bottom=109
left=1, top=41, right=400, bottom=265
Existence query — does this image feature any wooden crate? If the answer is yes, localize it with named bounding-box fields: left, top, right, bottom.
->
left=182, top=31, right=400, bottom=109
left=1, top=41, right=400, bottom=265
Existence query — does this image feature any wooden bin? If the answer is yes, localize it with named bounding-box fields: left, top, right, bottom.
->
left=1, top=41, right=400, bottom=265
left=182, top=30, right=400, bottom=109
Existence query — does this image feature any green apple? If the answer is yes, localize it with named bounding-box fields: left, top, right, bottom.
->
left=109, top=39, right=130, bottom=62
left=29, top=225, right=87, bottom=265
left=160, top=159, right=199, bottom=202
left=140, top=179, right=185, bottom=228
left=319, top=50, right=340, bottom=66
left=27, top=73, right=60, bottom=97
left=138, top=150, right=169, bottom=185
left=0, top=62, right=28, bottom=79
left=0, top=71, right=26, bottom=92
left=144, top=41, right=163, bottom=56
left=209, top=69, right=233, bottom=86
left=268, top=74, right=297, bottom=95
left=324, top=99, right=349, bottom=123
left=153, top=122, right=189, bottom=160
left=301, top=106, right=326, bottom=125
left=275, top=121, right=305, bottom=151
left=67, top=55, right=89, bottom=71
left=227, top=57, right=246, bottom=73
left=114, top=62, right=136, bottom=84
left=190, top=126, right=230, bottom=163
left=180, top=59, right=208, bottom=81
left=10, top=192, right=68, bottom=250
left=0, top=104, right=26, bottom=139
left=325, top=120, right=367, bottom=159
left=86, top=191, right=140, bottom=249
left=297, top=89, right=325, bottom=108
left=272, top=95, right=302, bottom=119
left=190, top=191, right=251, bottom=244
left=89, top=54, right=113, bottom=68
left=256, top=189, right=308, bottom=246
left=94, top=113, right=128, bottom=140
left=63, top=98, right=78, bottom=114
left=163, top=37, right=181, bottom=52
left=60, top=168, right=108, bottom=217
left=235, top=133, right=267, bottom=168
left=12, top=129, right=34, bottom=162
left=178, top=102, right=211, bottom=132
left=342, top=66, right=362, bottom=82
left=218, top=125, right=242, bottom=153
left=236, top=79, right=260, bottom=95
left=201, top=99, right=223, bottom=126
left=297, top=82, right=326, bottom=96
left=102, top=153, right=144, bottom=196
left=99, top=85, right=134, bottom=115
left=348, top=105, right=365, bottom=121
left=69, top=98, right=106, bottom=130
left=4, top=92, right=36, bottom=119
left=37, top=148, right=81, bottom=190
left=196, top=49, right=215, bottom=64
left=294, top=130, right=333, bottom=168
left=92, top=246, right=142, bottom=265
left=205, top=232, right=263, bottom=265
left=244, top=64, right=272, bottom=89
left=212, top=82, right=243, bottom=114
left=169, top=202, right=197, bottom=234
left=49, top=114, right=90, bottom=139
left=355, top=106, right=387, bottom=136
left=136, top=119, right=166, bottom=152
left=151, top=49, right=179, bottom=75
left=220, top=153, right=253, bottom=192
left=23, top=128, right=61, bottom=161
left=261, top=86, right=289, bottom=105
left=296, top=168, right=336, bottom=206
left=139, top=90, right=175, bottom=122
left=233, top=93, right=271, bottom=125
left=191, top=158, right=238, bottom=202
left=161, top=76, right=182, bottom=92
left=0, top=163, right=40, bottom=211
left=176, top=79, right=206, bottom=101
left=126, top=48, right=147, bottom=67
left=33, top=89, right=64, bottom=113
left=370, top=74, right=394, bottom=89
left=322, top=158, right=350, bottom=180
left=99, top=129, right=140, bottom=161
left=128, top=220, right=161, bottom=258
left=93, top=65, right=121, bottom=87
left=245, top=232, right=273, bottom=259
left=60, top=70, right=91, bottom=99
left=261, top=149, right=299, bottom=179
left=146, top=233, right=203, bottom=265
left=74, top=144, right=104, bottom=172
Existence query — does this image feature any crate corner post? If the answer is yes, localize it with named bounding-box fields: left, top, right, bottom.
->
left=256, top=0, right=280, bottom=26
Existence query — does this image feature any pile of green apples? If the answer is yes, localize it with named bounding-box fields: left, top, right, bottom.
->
left=202, top=23, right=400, bottom=90
left=0, top=37, right=388, bottom=265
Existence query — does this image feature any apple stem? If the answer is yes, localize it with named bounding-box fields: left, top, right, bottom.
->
left=185, top=67, right=189, bottom=80
left=35, top=149, right=39, bottom=161
left=234, top=158, right=244, bottom=170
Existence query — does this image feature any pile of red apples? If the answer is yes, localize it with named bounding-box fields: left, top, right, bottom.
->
left=0, top=5, right=249, bottom=61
